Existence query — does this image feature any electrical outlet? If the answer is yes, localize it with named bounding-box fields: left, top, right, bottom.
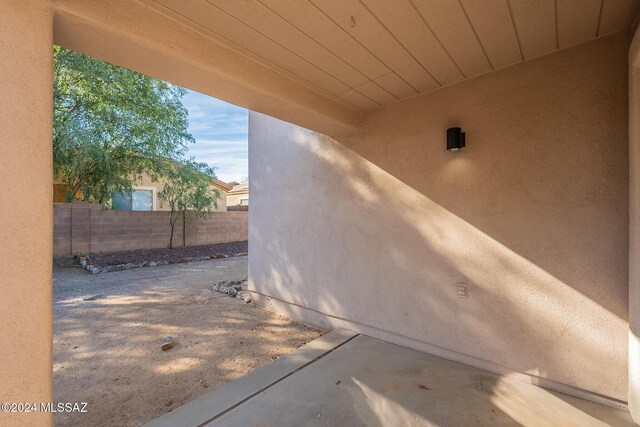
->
left=457, top=283, right=468, bottom=298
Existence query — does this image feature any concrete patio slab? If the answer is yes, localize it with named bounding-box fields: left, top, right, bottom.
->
left=146, top=332, right=635, bottom=426
left=144, top=329, right=358, bottom=427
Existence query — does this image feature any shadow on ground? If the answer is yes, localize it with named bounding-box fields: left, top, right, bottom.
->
left=53, top=257, right=323, bottom=427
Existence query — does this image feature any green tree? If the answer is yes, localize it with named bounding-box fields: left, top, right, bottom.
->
left=53, top=45, right=194, bottom=203
left=158, top=161, right=220, bottom=248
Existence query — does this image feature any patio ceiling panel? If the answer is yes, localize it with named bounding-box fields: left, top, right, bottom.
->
left=309, top=0, right=434, bottom=96
left=207, top=0, right=371, bottom=90
left=458, top=0, right=523, bottom=69
left=557, top=0, right=602, bottom=48
left=358, top=0, right=465, bottom=87
left=153, top=0, right=351, bottom=95
left=507, top=0, right=557, bottom=59
left=599, top=0, right=640, bottom=35
left=257, top=0, right=401, bottom=105
left=409, top=0, right=492, bottom=78
left=145, top=0, right=639, bottom=113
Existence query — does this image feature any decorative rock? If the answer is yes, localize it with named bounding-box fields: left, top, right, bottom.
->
left=235, top=252, right=248, bottom=257
left=148, top=262, right=158, bottom=267
left=79, top=257, right=88, bottom=268
left=89, top=266, right=101, bottom=274
left=214, top=253, right=228, bottom=258
left=210, top=279, right=251, bottom=301
left=83, top=294, right=104, bottom=301
left=107, top=265, right=121, bottom=272
left=161, top=336, right=175, bottom=351
left=123, top=263, right=135, bottom=270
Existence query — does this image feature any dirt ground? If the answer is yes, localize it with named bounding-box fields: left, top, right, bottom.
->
left=53, top=257, right=324, bottom=427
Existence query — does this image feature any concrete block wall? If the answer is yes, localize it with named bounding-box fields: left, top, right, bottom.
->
left=53, top=204, right=72, bottom=255
left=195, top=211, right=248, bottom=246
left=53, top=202, right=247, bottom=255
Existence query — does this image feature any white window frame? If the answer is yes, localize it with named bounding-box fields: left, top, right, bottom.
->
left=131, top=185, right=157, bottom=211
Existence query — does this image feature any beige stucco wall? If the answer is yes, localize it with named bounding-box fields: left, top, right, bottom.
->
left=628, top=25, right=640, bottom=420
left=227, top=192, right=249, bottom=208
left=0, top=1, right=54, bottom=426
left=249, top=33, right=630, bottom=403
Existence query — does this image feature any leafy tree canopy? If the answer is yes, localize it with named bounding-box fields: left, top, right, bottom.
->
left=53, top=45, right=194, bottom=203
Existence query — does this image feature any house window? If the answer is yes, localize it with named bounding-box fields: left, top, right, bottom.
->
left=132, top=189, right=153, bottom=211
left=239, top=198, right=249, bottom=206
left=112, top=191, right=132, bottom=211
left=112, top=188, right=155, bottom=211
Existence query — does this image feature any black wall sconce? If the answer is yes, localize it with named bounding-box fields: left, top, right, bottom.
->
left=447, top=127, right=466, bottom=152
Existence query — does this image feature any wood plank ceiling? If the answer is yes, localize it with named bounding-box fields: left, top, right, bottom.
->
left=145, top=0, right=639, bottom=112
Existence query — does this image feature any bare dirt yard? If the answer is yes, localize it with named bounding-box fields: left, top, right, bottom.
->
left=53, top=256, right=324, bottom=427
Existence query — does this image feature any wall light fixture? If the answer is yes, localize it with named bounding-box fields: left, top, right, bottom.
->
left=447, top=127, right=466, bottom=152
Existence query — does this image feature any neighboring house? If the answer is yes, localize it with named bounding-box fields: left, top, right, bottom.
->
left=53, top=171, right=232, bottom=212
left=226, top=182, right=249, bottom=210
left=53, top=182, right=73, bottom=203
left=111, top=172, right=232, bottom=212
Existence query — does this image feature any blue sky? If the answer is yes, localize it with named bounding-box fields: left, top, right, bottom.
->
left=181, top=89, right=248, bottom=183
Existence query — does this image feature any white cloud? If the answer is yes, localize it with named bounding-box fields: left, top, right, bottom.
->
left=182, top=90, right=248, bottom=183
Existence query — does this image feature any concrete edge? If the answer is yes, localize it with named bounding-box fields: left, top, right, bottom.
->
left=250, top=291, right=629, bottom=412
left=142, top=328, right=358, bottom=427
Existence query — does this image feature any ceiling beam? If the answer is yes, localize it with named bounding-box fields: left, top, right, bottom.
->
left=52, top=0, right=362, bottom=138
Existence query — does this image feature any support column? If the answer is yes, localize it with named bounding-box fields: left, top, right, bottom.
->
left=630, top=28, right=640, bottom=423
left=0, top=1, right=54, bottom=426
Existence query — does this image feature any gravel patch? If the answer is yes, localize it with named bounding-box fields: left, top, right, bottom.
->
left=84, top=241, right=248, bottom=272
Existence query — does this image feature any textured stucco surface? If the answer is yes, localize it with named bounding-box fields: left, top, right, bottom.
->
left=628, top=26, right=640, bottom=421
left=0, top=1, right=54, bottom=426
left=249, top=33, right=630, bottom=402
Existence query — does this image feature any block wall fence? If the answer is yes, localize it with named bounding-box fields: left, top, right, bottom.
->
left=53, top=202, right=248, bottom=256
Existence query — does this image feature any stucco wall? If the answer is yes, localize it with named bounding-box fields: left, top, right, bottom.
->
left=0, top=1, right=54, bottom=425
left=227, top=193, right=249, bottom=208
left=249, top=33, right=630, bottom=402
